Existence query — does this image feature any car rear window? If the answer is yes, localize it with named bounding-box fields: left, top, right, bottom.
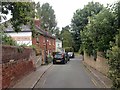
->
left=68, top=52, right=73, bottom=54
left=55, top=54, right=62, bottom=58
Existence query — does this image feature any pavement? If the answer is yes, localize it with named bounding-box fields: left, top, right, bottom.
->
left=82, top=61, right=112, bottom=88
left=12, top=63, right=52, bottom=88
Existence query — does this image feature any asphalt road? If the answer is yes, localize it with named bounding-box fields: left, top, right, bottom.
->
left=34, top=56, right=99, bottom=88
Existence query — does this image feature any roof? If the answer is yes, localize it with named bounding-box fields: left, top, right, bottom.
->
left=4, top=25, right=31, bottom=33
left=56, top=39, right=62, bottom=42
left=4, top=23, right=56, bottom=39
left=35, top=25, right=56, bottom=39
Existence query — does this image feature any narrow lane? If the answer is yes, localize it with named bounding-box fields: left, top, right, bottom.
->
left=35, top=55, right=97, bottom=88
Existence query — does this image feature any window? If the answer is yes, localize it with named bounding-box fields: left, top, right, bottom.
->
left=36, top=37, right=39, bottom=43
left=49, top=40, right=51, bottom=45
left=53, top=41, right=54, bottom=45
left=58, top=43, right=60, bottom=47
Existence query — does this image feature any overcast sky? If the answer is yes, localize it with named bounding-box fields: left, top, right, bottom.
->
left=34, top=0, right=117, bottom=30
left=1, top=0, right=117, bottom=29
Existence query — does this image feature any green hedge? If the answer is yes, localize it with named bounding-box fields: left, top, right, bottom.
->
left=64, top=47, right=74, bottom=52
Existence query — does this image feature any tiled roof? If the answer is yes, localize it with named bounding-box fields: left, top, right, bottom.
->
left=35, top=25, right=56, bottom=39
left=56, top=39, right=62, bottom=42
left=4, top=25, right=31, bottom=32
left=4, top=24, right=56, bottom=39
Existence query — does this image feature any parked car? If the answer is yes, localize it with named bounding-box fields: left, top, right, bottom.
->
left=68, top=52, right=74, bottom=58
left=53, top=52, right=69, bottom=64
left=65, top=52, right=70, bottom=61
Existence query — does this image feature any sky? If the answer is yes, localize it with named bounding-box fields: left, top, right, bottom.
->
left=34, top=0, right=117, bottom=30
left=1, top=0, right=117, bottom=29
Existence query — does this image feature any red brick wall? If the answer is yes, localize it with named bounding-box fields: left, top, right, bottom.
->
left=32, top=34, right=55, bottom=64
left=33, top=35, right=55, bottom=54
left=32, top=37, right=36, bottom=45
left=2, top=45, right=36, bottom=89
left=39, top=35, right=46, bottom=49
left=47, top=37, right=55, bottom=53
left=34, top=20, right=40, bottom=27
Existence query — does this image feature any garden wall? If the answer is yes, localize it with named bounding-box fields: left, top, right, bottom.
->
left=2, top=45, right=36, bottom=89
left=84, top=52, right=109, bottom=76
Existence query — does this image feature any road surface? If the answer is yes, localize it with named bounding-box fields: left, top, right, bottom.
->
left=34, top=55, right=103, bottom=88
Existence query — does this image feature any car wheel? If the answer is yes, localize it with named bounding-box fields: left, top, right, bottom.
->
left=62, top=60, right=66, bottom=64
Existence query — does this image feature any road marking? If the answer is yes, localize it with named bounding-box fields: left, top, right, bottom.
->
left=89, top=69, right=107, bottom=88
left=82, top=64, right=101, bottom=87
left=91, top=78, right=98, bottom=87
left=82, top=62, right=107, bottom=88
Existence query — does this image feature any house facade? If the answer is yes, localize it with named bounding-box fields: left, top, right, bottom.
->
left=55, top=39, right=64, bottom=52
left=32, top=20, right=56, bottom=64
left=4, top=19, right=56, bottom=65
left=5, top=25, right=32, bottom=46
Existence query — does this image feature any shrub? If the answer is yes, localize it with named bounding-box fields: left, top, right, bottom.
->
left=107, top=30, right=120, bottom=89
left=1, top=33, right=17, bottom=46
left=64, top=47, right=74, bottom=52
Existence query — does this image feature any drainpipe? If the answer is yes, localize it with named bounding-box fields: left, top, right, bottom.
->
left=45, top=31, right=48, bottom=64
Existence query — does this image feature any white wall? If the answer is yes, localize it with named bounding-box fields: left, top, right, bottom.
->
left=56, top=40, right=62, bottom=52
left=6, top=32, right=32, bottom=46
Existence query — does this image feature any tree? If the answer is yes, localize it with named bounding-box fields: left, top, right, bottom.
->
left=71, top=1, right=103, bottom=52
left=107, top=1, right=120, bottom=89
left=80, top=1, right=120, bottom=88
left=1, top=1, right=35, bottom=32
left=61, top=26, right=74, bottom=48
left=81, top=8, right=117, bottom=58
left=36, top=2, right=57, bottom=33
left=53, top=27, right=61, bottom=39
left=107, top=30, right=120, bottom=90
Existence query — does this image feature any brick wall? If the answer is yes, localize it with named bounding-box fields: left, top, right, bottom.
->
left=2, top=45, right=36, bottom=89
left=84, top=52, right=109, bottom=76
left=32, top=34, right=55, bottom=64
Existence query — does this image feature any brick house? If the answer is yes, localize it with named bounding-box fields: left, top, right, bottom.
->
left=4, top=19, right=56, bottom=65
left=32, top=20, right=56, bottom=64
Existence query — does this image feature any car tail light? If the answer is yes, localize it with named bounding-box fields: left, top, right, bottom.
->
left=62, top=54, right=64, bottom=58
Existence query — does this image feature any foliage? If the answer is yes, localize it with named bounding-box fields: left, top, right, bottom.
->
left=0, top=23, right=6, bottom=31
left=61, top=26, right=74, bottom=48
left=1, top=32, right=17, bottom=46
left=64, top=47, right=74, bottom=52
left=71, top=1, right=103, bottom=52
left=53, top=27, right=61, bottom=39
left=81, top=8, right=117, bottom=57
left=80, top=1, right=120, bottom=89
left=106, top=1, right=120, bottom=89
left=36, top=2, right=57, bottom=33
left=47, top=55, right=53, bottom=64
left=29, top=45, right=36, bottom=51
left=107, top=30, right=120, bottom=89
left=1, top=1, right=36, bottom=32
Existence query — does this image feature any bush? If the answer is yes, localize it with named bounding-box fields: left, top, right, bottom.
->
left=47, top=55, right=53, bottom=64
left=64, top=47, right=74, bottom=52
left=1, top=33, right=17, bottom=46
left=107, top=30, right=120, bottom=89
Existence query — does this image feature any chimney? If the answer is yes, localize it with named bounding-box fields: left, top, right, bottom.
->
left=34, top=19, right=40, bottom=27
